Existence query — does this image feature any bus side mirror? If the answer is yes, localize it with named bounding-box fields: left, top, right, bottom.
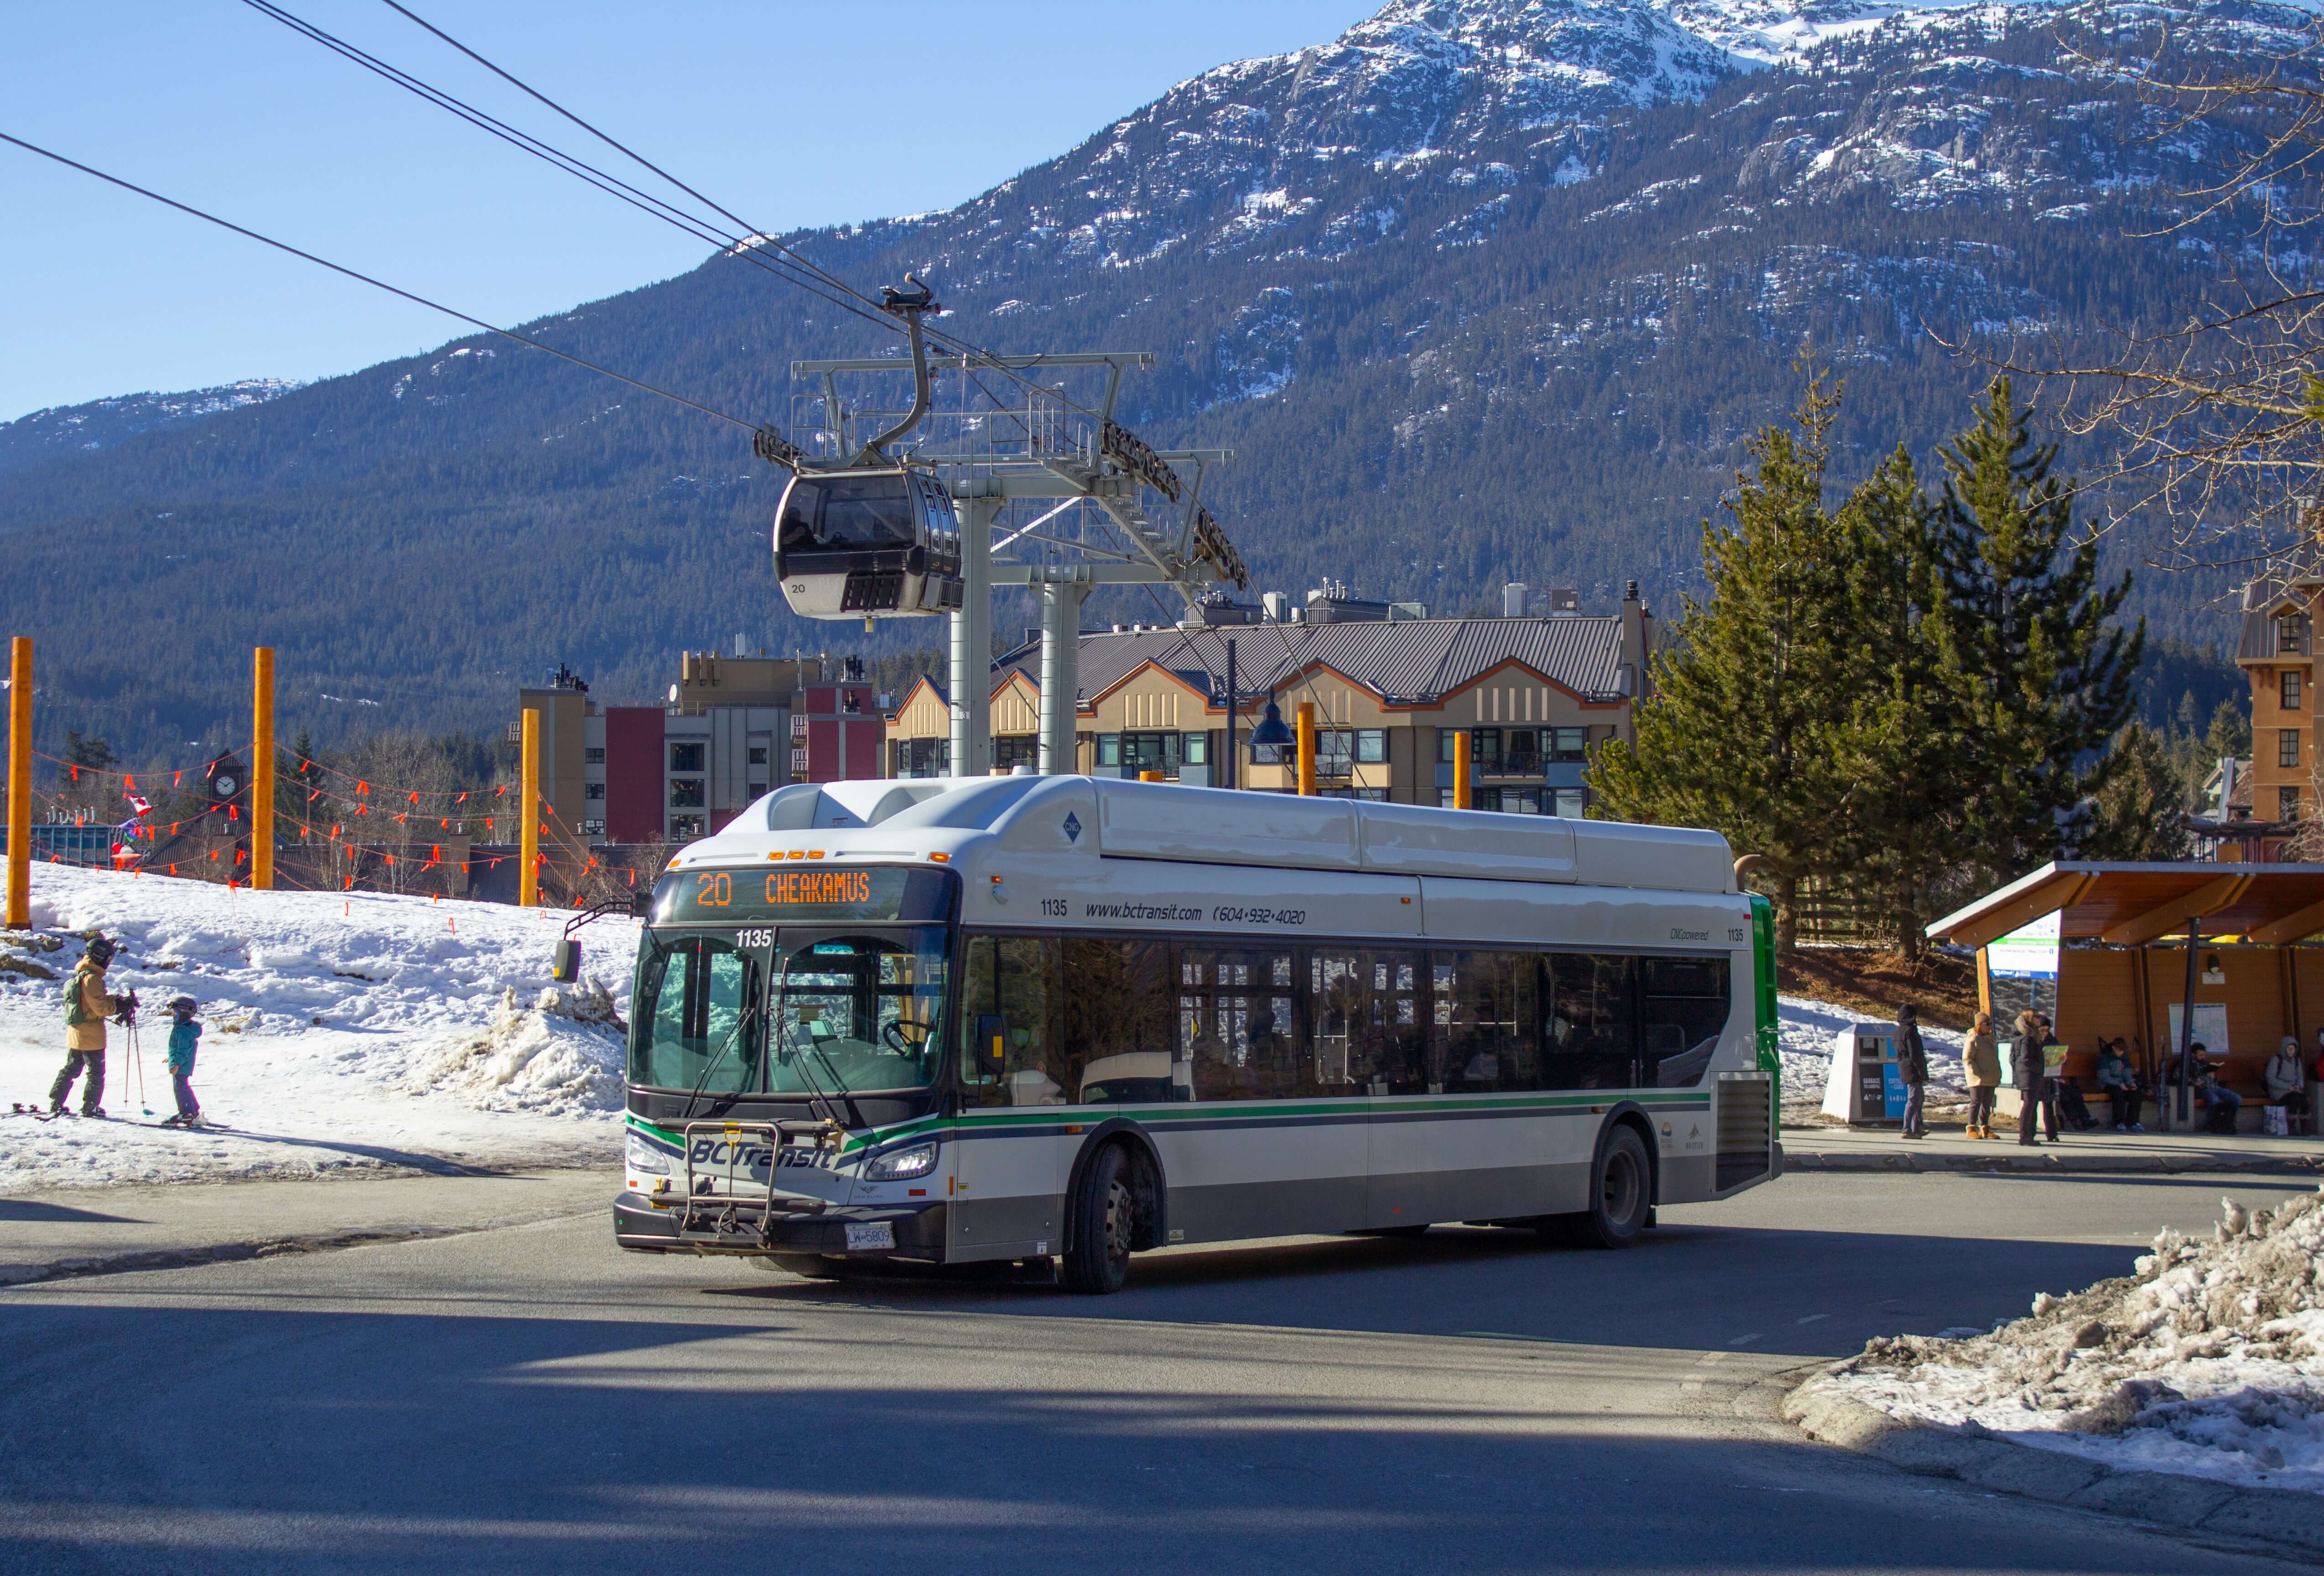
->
left=974, top=1015, right=1006, bottom=1080
left=551, top=938, right=581, bottom=984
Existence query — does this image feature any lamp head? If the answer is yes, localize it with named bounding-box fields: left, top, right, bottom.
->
left=1248, top=698, right=1293, bottom=748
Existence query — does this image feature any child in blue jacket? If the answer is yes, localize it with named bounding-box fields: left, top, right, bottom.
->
left=163, top=996, right=203, bottom=1128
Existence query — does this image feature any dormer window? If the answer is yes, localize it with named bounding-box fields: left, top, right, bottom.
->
left=2277, top=608, right=2309, bottom=655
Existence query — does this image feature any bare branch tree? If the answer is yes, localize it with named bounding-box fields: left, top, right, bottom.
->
left=2000, top=8, right=2324, bottom=571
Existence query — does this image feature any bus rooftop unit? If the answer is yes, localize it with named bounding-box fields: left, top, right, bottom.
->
left=611, top=776, right=1783, bottom=1294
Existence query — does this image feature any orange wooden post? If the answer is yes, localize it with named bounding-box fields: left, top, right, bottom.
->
left=1296, top=702, right=1316, bottom=797
left=1453, top=730, right=1472, bottom=810
left=519, top=707, right=540, bottom=908
left=251, top=647, right=275, bottom=891
left=6, top=638, right=28, bottom=927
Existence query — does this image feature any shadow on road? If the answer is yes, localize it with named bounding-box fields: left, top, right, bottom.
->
left=0, top=1297, right=2270, bottom=1576
left=0, top=1199, right=143, bottom=1224
left=698, top=1220, right=2143, bottom=1358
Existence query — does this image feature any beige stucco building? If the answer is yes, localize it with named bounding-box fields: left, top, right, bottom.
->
left=885, top=599, right=1650, bottom=811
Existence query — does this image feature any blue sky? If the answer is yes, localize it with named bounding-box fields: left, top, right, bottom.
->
left=0, top=0, right=1379, bottom=422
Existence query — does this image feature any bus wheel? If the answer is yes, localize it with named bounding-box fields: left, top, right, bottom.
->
left=1062, top=1145, right=1135, bottom=1294
left=1566, top=1126, right=1652, bottom=1250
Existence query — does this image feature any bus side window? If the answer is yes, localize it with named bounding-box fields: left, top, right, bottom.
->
left=1060, top=938, right=1174, bottom=1103
left=1643, top=955, right=1730, bottom=1087
left=1432, top=951, right=1540, bottom=1093
left=1183, top=947, right=1300, bottom=1101
left=960, top=935, right=1062, bottom=1107
left=1542, top=953, right=1639, bottom=1089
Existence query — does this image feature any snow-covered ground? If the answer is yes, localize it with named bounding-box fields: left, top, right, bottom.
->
left=0, top=864, right=637, bottom=1192
left=3, top=862, right=1952, bottom=1190
left=1806, top=1190, right=2324, bottom=1495
left=1777, top=994, right=1968, bottom=1115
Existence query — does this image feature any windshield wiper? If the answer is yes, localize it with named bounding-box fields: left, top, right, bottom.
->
left=671, top=947, right=764, bottom=1126
left=773, top=956, right=851, bottom=1136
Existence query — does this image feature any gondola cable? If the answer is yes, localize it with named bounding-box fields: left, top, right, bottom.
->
left=369, top=0, right=1123, bottom=424
left=238, top=0, right=921, bottom=346
left=0, top=131, right=765, bottom=435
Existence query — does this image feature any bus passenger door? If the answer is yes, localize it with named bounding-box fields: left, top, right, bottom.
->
left=950, top=935, right=1060, bottom=1262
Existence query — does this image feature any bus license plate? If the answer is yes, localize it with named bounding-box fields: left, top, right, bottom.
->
left=844, top=1222, right=894, bottom=1252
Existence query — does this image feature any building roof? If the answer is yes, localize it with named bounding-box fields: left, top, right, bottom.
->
left=992, top=616, right=1634, bottom=710
left=1927, top=861, right=2324, bottom=949
left=2237, top=577, right=2313, bottom=664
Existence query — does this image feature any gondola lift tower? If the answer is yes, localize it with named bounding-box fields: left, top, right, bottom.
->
left=753, top=278, right=1248, bottom=778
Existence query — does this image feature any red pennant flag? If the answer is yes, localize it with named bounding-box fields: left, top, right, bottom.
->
left=125, top=775, right=135, bottom=790
left=357, top=781, right=369, bottom=796
left=173, top=772, right=182, bottom=788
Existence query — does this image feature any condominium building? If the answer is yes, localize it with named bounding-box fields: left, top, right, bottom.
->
left=517, top=652, right=881, bottom=846
left=886, top=587, right=1651, bottom=810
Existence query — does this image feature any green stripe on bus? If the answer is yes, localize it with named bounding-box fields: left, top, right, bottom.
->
left=630, top=1093, right=1712, bottom=1149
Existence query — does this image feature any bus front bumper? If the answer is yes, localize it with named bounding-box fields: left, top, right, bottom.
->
left=612, top=1190, right=946, bottom=1261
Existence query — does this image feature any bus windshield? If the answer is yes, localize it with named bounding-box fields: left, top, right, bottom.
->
left=630, top=933, right=766, bottom=1094
left=772, top=930, right=949, bottom=1095
left=778, top=473, right=918, bottom=554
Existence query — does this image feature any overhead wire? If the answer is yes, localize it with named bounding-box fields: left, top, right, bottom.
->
left=239, top=0, right=925, bottom=348
left=365, top=0, right=1123, bottom=424
left=0, top=130, right=764, bottom=435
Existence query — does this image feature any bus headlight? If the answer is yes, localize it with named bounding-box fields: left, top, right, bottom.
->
left=864, top=1141, right=938, bottom=1182
left=626, top=1133, right=672, bottom=1175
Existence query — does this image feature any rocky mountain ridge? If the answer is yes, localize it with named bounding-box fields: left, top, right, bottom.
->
left=0, top=0, right=2300, bottom=756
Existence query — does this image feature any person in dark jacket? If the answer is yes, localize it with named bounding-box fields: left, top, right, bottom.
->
left=2011, top=1009, right=2056, bottom=1145
left=1896, top=1004, right=1929, bottom=1138
left=2096, top=1038, right=2145, bottom=1131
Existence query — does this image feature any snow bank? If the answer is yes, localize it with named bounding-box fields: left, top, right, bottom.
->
left=1779, top=994, right=1967, bottom=1113
left=1810, top=1188, right=2324, bottom=1494
left=0, top=863, right=640, bottom=1191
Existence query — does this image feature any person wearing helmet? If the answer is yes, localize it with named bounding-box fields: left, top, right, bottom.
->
left=161, top=995, right=203, bottom=1129
left=49, top=935, right=131, bottom=1118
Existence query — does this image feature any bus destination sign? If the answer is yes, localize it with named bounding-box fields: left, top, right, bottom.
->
left=651, top=865, right=953, bottom=926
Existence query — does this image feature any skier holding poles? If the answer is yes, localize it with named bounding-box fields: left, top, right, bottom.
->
left=50, top=935, right=134, bottom=1118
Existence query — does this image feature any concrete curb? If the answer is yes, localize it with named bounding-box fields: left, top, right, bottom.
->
left=1783, top=1147, right=2324, bottom=1176
left=1782, top=1376, right=2324, bottom=1555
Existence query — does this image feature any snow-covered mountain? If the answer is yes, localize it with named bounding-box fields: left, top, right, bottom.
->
left=0, top=0, right=2310, bottom=753
left=0, top=379, right=296, bottom=476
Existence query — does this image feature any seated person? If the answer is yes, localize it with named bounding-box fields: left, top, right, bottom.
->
left=2267, top=1037, right=2310, bottom=1135
left=2095, top=1038, right=2145, bottom=1132
left=2168, top=1043, right=2242, bottom=1132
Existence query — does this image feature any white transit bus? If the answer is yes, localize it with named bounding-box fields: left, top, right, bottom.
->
left=611, top=775, right=1782, bottom=1293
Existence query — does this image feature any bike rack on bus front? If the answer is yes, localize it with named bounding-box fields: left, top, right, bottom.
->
left=675, top=1119, right=828, bottom=1247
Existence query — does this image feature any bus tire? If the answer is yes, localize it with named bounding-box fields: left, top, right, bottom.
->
left=1567, top=1125, right=1654, bottom=1250
left=1061, top=1144, right=1135, bottom=1295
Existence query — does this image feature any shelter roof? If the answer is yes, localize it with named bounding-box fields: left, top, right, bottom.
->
left=1927, top=861, right=2324, bottom=950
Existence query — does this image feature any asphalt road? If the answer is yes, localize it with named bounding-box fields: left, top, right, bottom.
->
left=0, top=1168, right=2314, bottom=1575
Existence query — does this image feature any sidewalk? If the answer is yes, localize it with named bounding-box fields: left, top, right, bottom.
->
left=1784, top=1120, right=2324, bottom=1175
left=0, top=1166, right=617, bottom=1287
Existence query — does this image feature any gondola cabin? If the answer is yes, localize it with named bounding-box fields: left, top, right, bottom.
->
left=774, top=465, right=964, bottom=619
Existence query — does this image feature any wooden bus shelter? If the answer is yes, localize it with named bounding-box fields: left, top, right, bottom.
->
left=1927, top=862, right=2324, bottom=1130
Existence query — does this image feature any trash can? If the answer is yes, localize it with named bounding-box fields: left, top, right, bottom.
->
left=1820, top=1022, right=1905, bottom=1125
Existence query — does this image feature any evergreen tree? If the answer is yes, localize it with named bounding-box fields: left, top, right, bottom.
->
left=2085, top=723, right=2194, bottom=860
left=1591, top=371, right=1858, bottom=949
left=1825, top=446, right=1958, bottom=956
left=1930, top=378, right=2142, bottom=884
left=62, top=731, right=114, bottom=772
